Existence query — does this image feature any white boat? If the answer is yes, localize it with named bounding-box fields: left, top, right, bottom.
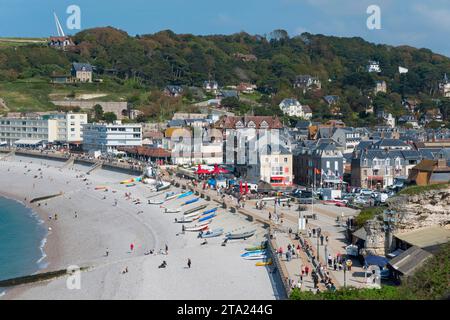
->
left=175, top=215, right=200, bottom=223
left=184, top=222, right=210, bottom=232
left=148, top=199, right=164, bottom=205
left=183, top=211, right=201, bottom=219
left=162, top=206, right=181, bottom=213
left=243, top=254, right=268, bottom=260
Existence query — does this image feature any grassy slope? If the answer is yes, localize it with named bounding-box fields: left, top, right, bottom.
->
left=0, top=78, right=151, bottom=112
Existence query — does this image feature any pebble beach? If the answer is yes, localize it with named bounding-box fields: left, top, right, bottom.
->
left=0, top=155, right=285, bottom=300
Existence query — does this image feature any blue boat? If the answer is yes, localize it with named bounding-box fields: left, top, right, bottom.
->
left=177, top=191, right=193, bottom=199
left=183, top=198, right=199, bottom=206
left=198, top=213, right=216, bottom=222
left=201, top=207, right=218, bottom=216
left=241, top=250, right=267, bottom=257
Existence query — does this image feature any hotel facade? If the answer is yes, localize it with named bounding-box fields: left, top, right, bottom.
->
left=0, top=113, right=87, bottom=146
left=82, top=121, right=142, bottom=153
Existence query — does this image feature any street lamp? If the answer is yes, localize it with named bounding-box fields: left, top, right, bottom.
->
left=343, top=265, right=347, bottom=287
left=316, top=234, right=320, bottom=260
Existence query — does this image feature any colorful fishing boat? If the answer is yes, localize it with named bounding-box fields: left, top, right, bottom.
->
left=245, top=242, right=268, bottom=252
left=182, top=198, right=199, bottom=206
left=177, top=191, right=193, bottom=199
left=183, top=204, right=208, bottom=215
left=200, top=207, right=218, bottom=216
left=198, top=213, right=216, bottom=222
left=241, top=250, right=266, bottom=257
left=125, top=183, right=136, bottom=187
left=95, top=186, right=108, bottom=190
left=255, top=259, right=273, bottom=266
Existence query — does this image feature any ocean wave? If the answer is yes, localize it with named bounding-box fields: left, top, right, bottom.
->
left=37, top=237, right=48, bottom=269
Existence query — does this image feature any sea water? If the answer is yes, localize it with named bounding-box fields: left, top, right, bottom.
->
left=0, top=197, right=47, bottom=287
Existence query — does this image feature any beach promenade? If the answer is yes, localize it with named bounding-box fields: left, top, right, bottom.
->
left=168, top=174, right=367, bottom=294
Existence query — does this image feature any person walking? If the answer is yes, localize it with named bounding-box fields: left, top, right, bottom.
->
left=308, top=227, right=312, bottom=238
left=320, top=234, right=324, bottom=246
left=187, top=258, right=192, bottom=269
left=130, top=243, right=134, bottom=252
left=305, top=265, right=309, bottom=276
left=312, top=228, right=316, bottom=237
left=165, top=244, right=169, bottom=255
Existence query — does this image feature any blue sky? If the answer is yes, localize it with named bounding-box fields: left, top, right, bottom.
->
left=0, top=0, right=449, bottom=57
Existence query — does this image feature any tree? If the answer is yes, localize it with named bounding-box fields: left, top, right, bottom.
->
left=93, top=104, right=104, bottom=121
left=103, top=112, right=117, bottom=123
left=221, top=97, right=241, bottom=109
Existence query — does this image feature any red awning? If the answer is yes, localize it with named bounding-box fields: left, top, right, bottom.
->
left=271, top=176, right=284, bottom=180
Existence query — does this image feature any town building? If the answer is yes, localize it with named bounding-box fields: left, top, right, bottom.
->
left=407, top=156, right=450, bottom=186
left=351, top=147, right=421, bottom=189
left=166, top=126, right=223, bottom=165
left=258, top=145, right=293, bottom=188
left=366, top=60, right=381, bottom=73
left=374, top=80, right=387, bottom=94
left=48, top=36, right=74, bottom=50
left=82, top=121, right=142, bottom=153
left=236, top=83, right=257, bottom=94
left=0, top=112, right=87, bottom=147
left=293, top=139, right=344, bottom=188
left=214, top=115, right=285, bottom=179
left=279, top=98, right=312, bottom=119
left=203, top=80, right=219, bottom=93
left=164, top=85, right=184, bottom=97
left=71, top=63, right=93, bottom=83
left=438, top=73, right=450, bottom=97
left=293, top=75, right=321, bottom=92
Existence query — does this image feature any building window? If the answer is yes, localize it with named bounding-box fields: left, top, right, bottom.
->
left=284, top=157, right=288, bottom=163
left=326, top=161, right=330, bottom=168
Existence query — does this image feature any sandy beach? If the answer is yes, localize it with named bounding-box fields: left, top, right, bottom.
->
left=0, top=155, right=284, bottom=300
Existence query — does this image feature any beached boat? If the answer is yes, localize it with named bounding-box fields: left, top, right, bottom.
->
left=243, top=254, right=268, bottom=260
left=95, top=186, right=108, bottom=190
left=255, top=259, right=273, bottom=266
left=175, top=215, right=200, bottom=223
left=245, top=242, right=268, bottom=252
left=240, top=250, right=266, bottom=257
left=183, top=204, right=208, bottom=215
left=183, top=211, right=201, bottom=219
left=177, top=191, right=193, bottom=199
left=165, top=193, right=178, bottom=201
left=182, top=198, right=199, bottom=206
left=200, top=228, right=224, bottom=238
left=198, top=213, right=216, bottom=222
left=162, top=206, right=181, bottom=213
left=156, top=182, right=171, bottom=191
left=225, top=229, right=256, bottom=240
left=125, top=183, right=136, bottom=187
left=184, top=222, right=211, bottom=232
left=201, top=207, right=218, bottom=216
left=120, top=179, right=134, bottom=184
left=148, top=199, right=165, bottom=205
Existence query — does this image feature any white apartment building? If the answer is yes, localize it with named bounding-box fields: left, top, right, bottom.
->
left=0, top=113, right=87, bottom=146
left=82, top=121, right=142, bottom=153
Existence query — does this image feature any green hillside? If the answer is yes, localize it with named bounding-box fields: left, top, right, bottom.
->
left=1, top=27, right=450, bottom=125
